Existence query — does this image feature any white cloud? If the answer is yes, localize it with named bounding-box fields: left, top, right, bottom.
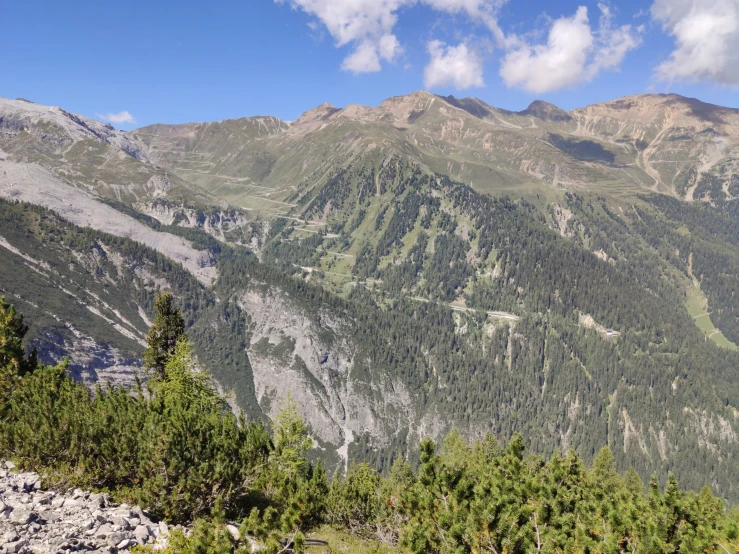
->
left=424, top=0, right=507, bottom=43
left=651, top=0, right=739, bottom=86
left=97, top=111, right=136, bottom=125
left=499, top=5, right=641, bottom=94
left=424, top=40, right=485, bottom=89
left=279, top=0, right=644, bottom=90
left=278, top=0, right=505, bottom=74
left=278, top=0, right=407, bottom=73
left=590, top=4, right=643, bottom=76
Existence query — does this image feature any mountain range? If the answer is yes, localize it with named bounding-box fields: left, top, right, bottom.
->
left=1, top=91, right=738, bottom=501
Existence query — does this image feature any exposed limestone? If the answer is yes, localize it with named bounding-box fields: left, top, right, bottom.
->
left=0, top=465, right=166, bottom=554
left=239, top=286, right=416, bottom=464
left=0, top=161, right=216, bottom=285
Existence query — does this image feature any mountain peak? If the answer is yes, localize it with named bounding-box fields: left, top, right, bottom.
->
left=437, top=95, right=495, bottom=119
left=518, top=100, right=572, bottom=122
left=376, top=91, right=438, bottom=124
left=378, top=90, right=435, bottom=110
left=293, top=102, right=340, bottom=127
left=0, top=96, right=144, bottom=158
left=577, top=93, right=739, bottom=129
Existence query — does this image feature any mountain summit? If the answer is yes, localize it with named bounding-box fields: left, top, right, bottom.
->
left=518, top=100, right=573, bottom=122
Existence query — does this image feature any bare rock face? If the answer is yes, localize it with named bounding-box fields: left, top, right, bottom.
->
left=34, top=329, right=144, bottom=390
left=0, top=464, right=166, bottom=553
left=0, top=161, right=217, bottom=285
left=240, top=286, right=417, bottom=466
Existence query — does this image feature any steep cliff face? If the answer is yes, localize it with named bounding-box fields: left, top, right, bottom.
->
left=136, top=201, right=264, bottom=249
left=238, top=286, right=416, bottom=466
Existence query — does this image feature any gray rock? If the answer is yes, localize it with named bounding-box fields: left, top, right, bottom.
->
left=21, top=475, right=39, bottom=493
left=226, top=524, right=240, bottom=541
left=3, top=539, right=26, bottom=553
left=61, top=497, right=85, bottom=510
left=8, top=508, right=33, bottom=525
left=94, top=523, right=113, bottom=538
left=130, top=506, right=150, bottom=525
left=0, top=469, right=173, bottom=553
left=88, top=493, right=107, bottom=509
left=110, top=516, right=129, bottom=530
left=126, top=517, right=140, bottom=528
left=116, top=538, right=135, bottom=550
left=133, top=525, right=150, bottom=544
left=106, top=531, right=129, bottom=547
left=4, top=461, right=16, bottom=471
left=158, top=521, right=168, bottom=536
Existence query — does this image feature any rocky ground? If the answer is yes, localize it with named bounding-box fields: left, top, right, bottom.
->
left=0, top=462, right=169, bottom=553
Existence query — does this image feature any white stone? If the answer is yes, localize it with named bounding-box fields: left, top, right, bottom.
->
left=226, top=524, right=240, bottom=541
left=117, top=538, right=135, bottom=549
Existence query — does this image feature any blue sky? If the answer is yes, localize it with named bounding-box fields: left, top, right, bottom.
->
left=1, top=0, right=737, bottom=128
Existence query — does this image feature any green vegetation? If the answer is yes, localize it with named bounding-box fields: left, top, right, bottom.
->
left=0, top=295, right=36, bottom=377
left=4, top=176, right=739, bottom=507
left=253, top=168, right=739, bottom=502
left=143, top=291, right=187, bottom=377
left=686, top=286, right=737, bottom=350
left=2, top=296, right=739, bottom=553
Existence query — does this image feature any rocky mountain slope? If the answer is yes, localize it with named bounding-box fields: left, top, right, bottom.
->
left=134, top=92, right=739, bottom=208
left=0, top=97, right=211, bottom=205
left=1, top=93, right=739, bottom=503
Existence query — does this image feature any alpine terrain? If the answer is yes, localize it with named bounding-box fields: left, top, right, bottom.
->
left=2, top=91, right=739, bottom=511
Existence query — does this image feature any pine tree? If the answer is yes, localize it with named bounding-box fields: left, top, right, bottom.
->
left=271, top=394, right=313, bottom=482
left=0, top=295, right=37, bottom=376
left=153, top=337, right=219, bottom=409
left=143, top=292, right=186, bottom=378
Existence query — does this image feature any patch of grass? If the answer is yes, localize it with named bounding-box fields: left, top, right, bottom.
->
left=305, top=525, right=398, bottom=554
left=686, top=285, right=738, bottom=350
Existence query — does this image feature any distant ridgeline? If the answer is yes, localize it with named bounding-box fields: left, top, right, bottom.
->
left=1, top=295, right=738, bottom=554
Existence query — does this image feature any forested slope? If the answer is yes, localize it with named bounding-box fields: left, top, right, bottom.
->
left=3, top=93, right=739, bottom=508
left=2, top=297, right=739, bottom=554
left=3, top=177, right=739, bottom=504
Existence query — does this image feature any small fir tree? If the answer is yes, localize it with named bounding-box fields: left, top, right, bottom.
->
left=0, top=295, right=37, bottom=376
left=143, top=292, right=186, bottom=378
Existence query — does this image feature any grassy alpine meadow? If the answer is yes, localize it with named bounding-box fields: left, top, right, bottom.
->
left=686, top=285, right=738, bottom=350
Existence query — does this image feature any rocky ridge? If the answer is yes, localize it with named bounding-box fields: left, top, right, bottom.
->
left=134, top=91, right=739, bottom=206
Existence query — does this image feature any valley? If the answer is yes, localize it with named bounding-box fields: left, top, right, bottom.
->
left=1, top=91, right=738, bottom=506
